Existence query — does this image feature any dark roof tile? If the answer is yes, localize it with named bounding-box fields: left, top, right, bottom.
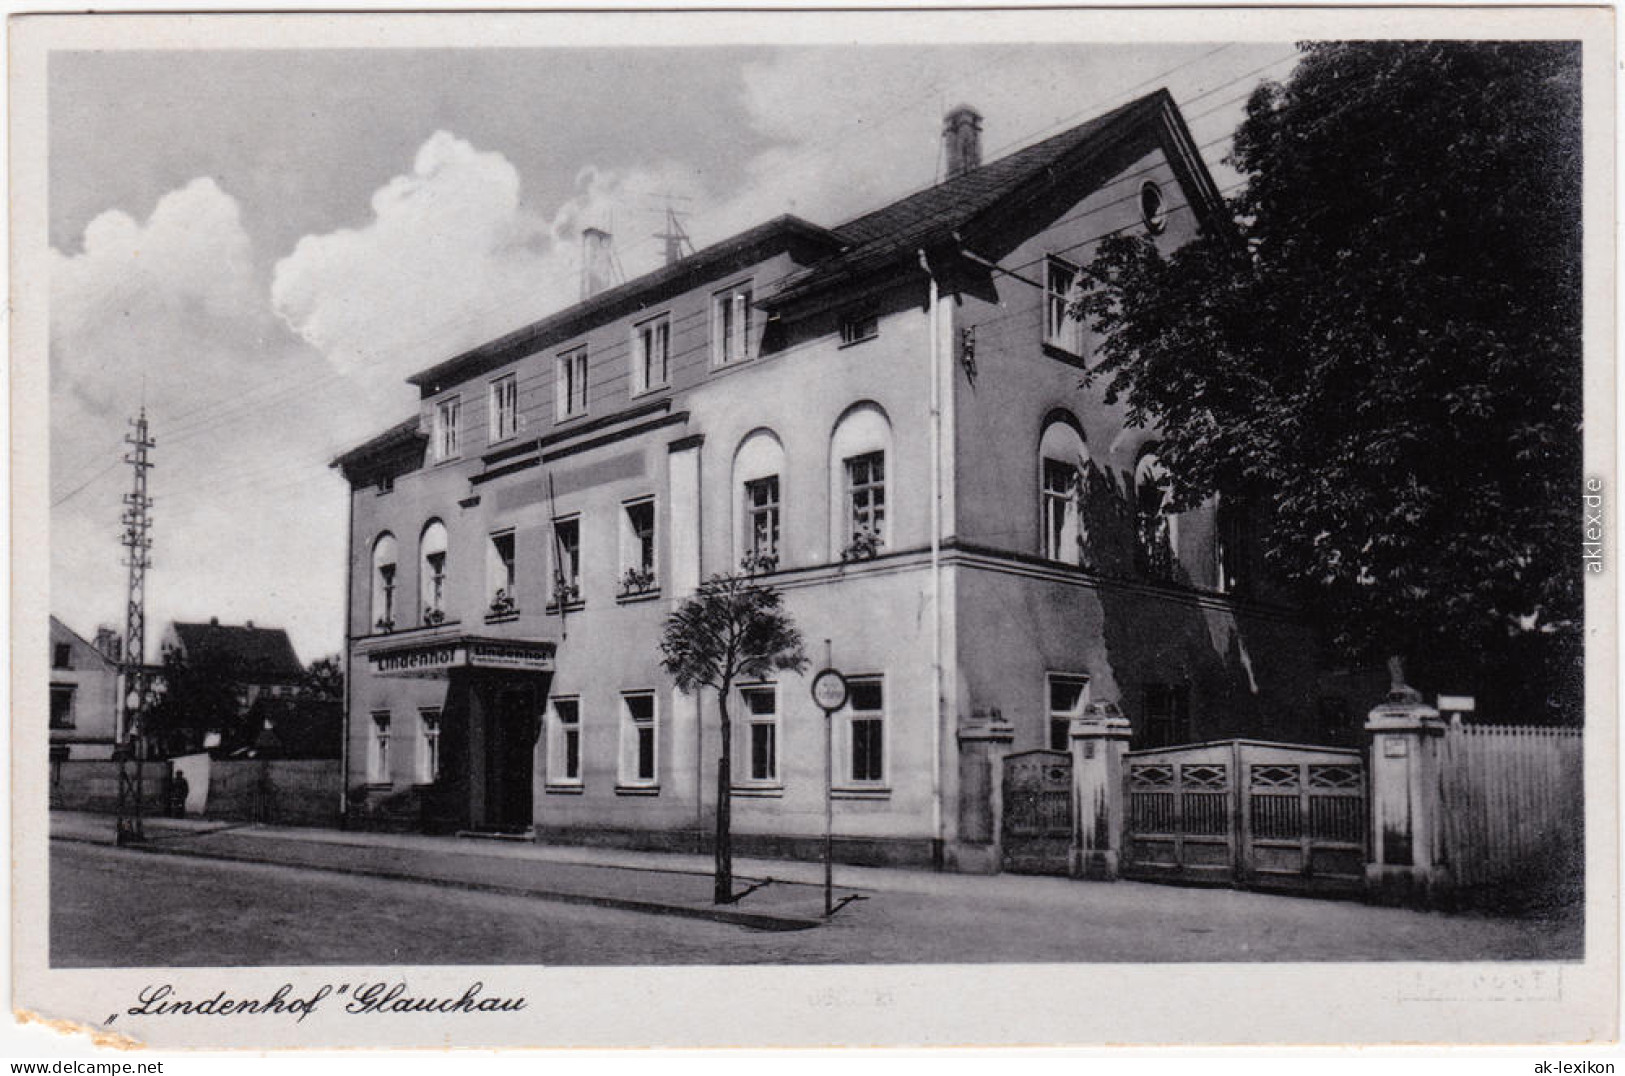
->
left=171, top=622, right=304, bottom=683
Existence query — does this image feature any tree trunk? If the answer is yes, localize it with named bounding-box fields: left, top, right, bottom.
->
left=714, top=689, right=733, bottom=904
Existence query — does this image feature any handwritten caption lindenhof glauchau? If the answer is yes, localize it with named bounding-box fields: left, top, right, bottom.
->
left=108, top=981, right=527, bottom=1024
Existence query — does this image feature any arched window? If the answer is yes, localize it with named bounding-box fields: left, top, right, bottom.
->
left=1038, top=416, right=1089, bottom=566
left=734, top=429, right=786, bottom=573
left=1134, top=454, right=1176, bottom=580
left=371, top=533, right=398, bottom=632
left=420, top=520, right=448, bottom=624
left=829, top=402, right=893, bottom=561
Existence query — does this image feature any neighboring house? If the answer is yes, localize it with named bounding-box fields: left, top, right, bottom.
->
left=49, top=616, right=122, bottom=760
left=332, top=91, right=1368, bottom=862
left=158, top=619, right=307, bottom=753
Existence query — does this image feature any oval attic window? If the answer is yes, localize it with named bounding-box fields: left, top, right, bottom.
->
left=1140, top=181, right=1167, bottom=234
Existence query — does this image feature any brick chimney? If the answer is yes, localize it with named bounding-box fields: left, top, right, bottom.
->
left=943, top=105, right=983, bottom=179
left=580, top=227, right=619, bottom=300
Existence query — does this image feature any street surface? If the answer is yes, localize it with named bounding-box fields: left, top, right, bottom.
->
left=50, top=839, right=1582, bottom=967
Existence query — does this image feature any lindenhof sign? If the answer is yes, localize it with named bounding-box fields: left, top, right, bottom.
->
left=367, top=636, right=556, bottom=677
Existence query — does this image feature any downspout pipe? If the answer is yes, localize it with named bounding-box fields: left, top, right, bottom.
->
left=919, top=249, right=944, bottom=867
left=339, top=478, right=353, bottom=829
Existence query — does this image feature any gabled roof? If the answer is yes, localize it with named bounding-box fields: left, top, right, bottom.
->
left=169, top=621, right=304, bottom=684
left=766, top=89, right=1212, bottom=309
left=49, top=615, right=120, bottom=669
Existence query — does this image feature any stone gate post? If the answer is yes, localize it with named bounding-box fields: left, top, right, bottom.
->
left=948, top=708, right=1014, bottom=874
left=1365, top=680, right=1452, bottom=904
left=1070, top=699, right=1132, bottom=880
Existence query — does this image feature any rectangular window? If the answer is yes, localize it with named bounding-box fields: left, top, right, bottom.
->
left=557, top=347, right=589, bottom=419
left=435, top=396, right=461, bottom=460
left=487, top=530, right=517, bottom=615
left=489, top=374, right=519, bottom=443
left=632, top=314, right=671, bottom=393
left=1045, top=256, right=1084, bottom=355
left=839, top=310, right=878, bottom=346
left=845, top=451, right=886, bottom=552
left=52, top=643, right=72, bottom=669
left=1047, top=673, right=1090, bottom=751
left=619, top=498, right=657, bottom=596
left=738, top=684, right=779, bottom=784
left=620, top=692, right=657, bottom=787
left=744, top=475, right=780, bottom=566
left=551, top=516, right=581, bottom=607
left=50, top=685, right=75, bottom=729
left=712, top=282, right=754, bottom=366
left=846, top=677, right=885, bottom=785
left=417, top=708, right=441, bottom=784
left=368, top=711, right=391, bottom=784
left=1141, top=684, right=1192, bottom=749
left=549, top=697, right=582, bottom=786
left=1042, top=458, right=1082, bottom=563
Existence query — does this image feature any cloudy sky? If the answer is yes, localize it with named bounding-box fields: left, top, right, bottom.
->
left=47, top=37, right=1300, bottom=664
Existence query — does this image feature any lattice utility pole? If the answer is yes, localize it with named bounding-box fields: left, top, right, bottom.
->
left=115, top=408, right=154, bottom=845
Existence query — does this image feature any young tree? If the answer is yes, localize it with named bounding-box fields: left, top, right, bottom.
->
left=660, top=573, right=808, bottom=903
left=1078, top=42, right=1582, bottom=718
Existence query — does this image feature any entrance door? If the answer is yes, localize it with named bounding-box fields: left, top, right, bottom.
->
left=482, top=684, right=537, bottom=833
left=1001, top=750, right=1074, bottom=875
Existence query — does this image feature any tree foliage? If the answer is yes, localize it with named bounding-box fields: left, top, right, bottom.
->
left=146, top=647, right=244, bottom=756
left=1078, top=42, right=1582, bottom=716
left=660, top=573, right=808, bottom=900
left=303, top=654, right=344, bottom=701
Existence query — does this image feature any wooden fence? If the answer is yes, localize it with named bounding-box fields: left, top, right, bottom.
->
left=1439, top=720, right=1583, bottom=895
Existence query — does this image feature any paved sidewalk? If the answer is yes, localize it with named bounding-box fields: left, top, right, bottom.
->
left=50, top=810, right=841, bottom=930
left=50, top=809, right=1583, bottom=962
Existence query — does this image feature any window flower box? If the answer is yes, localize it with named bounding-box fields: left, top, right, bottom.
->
left=740, top=550, right=779, bottom=575
left=617, top=566, right=658, bottom=599
left=840, top=528, right=883, bottom=563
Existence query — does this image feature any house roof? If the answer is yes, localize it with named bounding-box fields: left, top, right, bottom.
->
left=764, top=90, right=1184, bottom=308
left=404, top=214, right=845, bottom=394
left=330, top=415, right=427, bottom=475
left=49, top=615, right=120, bottom=669
left=169, top=621, right=304, bottom=683
left=345, top=88, right=1218, bottom=456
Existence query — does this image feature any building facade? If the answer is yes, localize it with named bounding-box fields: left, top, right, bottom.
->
left=334, top=91, right=1362, bottom=866
left=49, top=616, right=123, bottom=760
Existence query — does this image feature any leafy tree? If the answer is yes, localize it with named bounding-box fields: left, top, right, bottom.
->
left=1078, top=42, right=1582, bottom=719
left=146, top=647, right=244, bottom=756
left=303, top=653, right=344, bottom=701
left=660, top=573, right=808, bottom=902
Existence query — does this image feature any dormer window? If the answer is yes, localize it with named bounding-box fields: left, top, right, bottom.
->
left=557, top=346, right=589, bottom=419
left=633, top=314, right=671, bottom=394
left=434, top=396, right=461, bottom=460
left=489, top=374, right=519, bottom=443
left=712, top=282, right=754, bottom=366
left=840, top=309, right=878, bottom=347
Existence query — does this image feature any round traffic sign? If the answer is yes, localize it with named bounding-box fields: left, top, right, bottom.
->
left=810, top=667, right=849, bottom=712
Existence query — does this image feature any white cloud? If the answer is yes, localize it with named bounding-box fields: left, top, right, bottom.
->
left=50, top=177, right=358, bottom=663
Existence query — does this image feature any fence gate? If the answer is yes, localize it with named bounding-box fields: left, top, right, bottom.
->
left=1001, top=750, right=1073, bottom=875
left=1122, top=740, right=1366, bottom=895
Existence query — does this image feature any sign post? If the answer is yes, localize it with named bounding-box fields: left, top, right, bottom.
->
left=810, top=659, right=849, bottom=918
